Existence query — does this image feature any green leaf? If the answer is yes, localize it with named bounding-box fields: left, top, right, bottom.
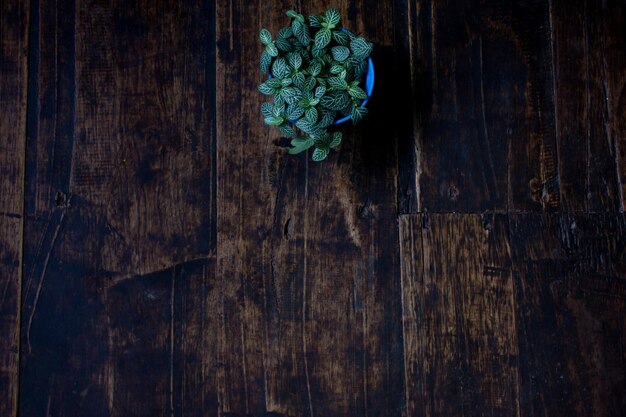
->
left=260, top=102, right=274, bottom=118
left=328, top=77, right=348, bottom=90
left=278, top=27, right=293, bottom=38
left=350, top=38, right=373, bottom=60
left=308, top=127, right=327, bottom=139
left=275, top=37, right=293, bottom=52
left=293, top=72, right=306, bottom=88
left=315, top=86, right=326, bottom=98
left=295, top=118, right=315, bottom=133
left=279, top=123, right=297, bottom=137
left=260, top=51, right=272, bottom=73
left=332, top=30, right=350, bottom=46
left=312, top=146, right=329, bottom=161
left=286, top=10, right=305, bottom=22
left=314, top=28, right=332, bottom=50
left=348, top=85, right=368, bottom=100
left=271, top=58, right=291, bottom=79
left=324, top=8, right=341, bottom=28
left=265, top=78, right=282, bottom=88
left=292, top=20, right=311, bottom=46
left=329, top=64, right=344, bottom=75
left=318, top=110, right=337, bottom=127
left=308, top=15, right=324, bottom=27
left=273, top=95, right=286, bottom=108
left=311, top=45, right=325, bottom=58
left=308, top=60, right=322, bottom=77
left=320, top=91, right=351, bottom=110
left=305, top=107, right=318, bottom=124
left=288, top=53, right=302, bottom=70
left=288, top=137, right=314, bottom=154
left=280, top=87, right=302, bottom=104
left=272, top=102, right=284, bottom=117
left=265, top=42, right=278, bottom=57
left=280, top=78, right=293, bottom=87
left=286, top=103, right=305, bottom=120
left=356, top=60, right=368, bottom=78
left=331, top=46, right=350, bottom=62
left=343, top=28, right=358, bottom=40
left=258, top=82, right=276, bottom=95
left=351, top=105, right=368, bottom=123
left=259, top=28, right=272, bottom=45
left=329, top=131, right=342, bottom=148
left=302, top=77, right=316, bottom=91
left=264, top=115, right=284, bottom=126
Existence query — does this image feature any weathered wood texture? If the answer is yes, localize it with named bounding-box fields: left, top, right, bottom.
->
left=401, top=0, right=626, bottom=212
left=19, top=0, right=216, bottom=415
left=216, top=1, right=404, bottom=414
left=1, top=0, right=624, bottom=416
left=0, top=1, right=28, bottom=416
left=400, top=213, right=626, bottom=417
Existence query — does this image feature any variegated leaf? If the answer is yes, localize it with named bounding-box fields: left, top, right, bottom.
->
left=325, top=9, right=341, bottom=27
left=259, top=28, right=272, bottom=45
left=312, top=146, right=329, bottom=161
left=314, top=28, right=332, bottom=50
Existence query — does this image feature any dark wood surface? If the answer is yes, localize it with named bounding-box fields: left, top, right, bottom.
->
left=1, top=0, right=624, bottom=416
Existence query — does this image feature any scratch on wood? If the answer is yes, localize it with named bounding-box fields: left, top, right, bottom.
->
left=584, top=11, right=592, bottom=211
left=334, top=174, right=361, bottom=247
left=478, top=36, right=499, bottom=202
left=240, top=274, right=249, bottom=414
left=408, top=0, right=422, bottom=212
left=0, top=212, right=22, bottom=219
left=430, top=0, right=437, bottom=92
left=598, top=13, right=625, bottom=211
left=170, top=267, right=175, bottom=417
left=26, top=210, right=66, bottom=353
left=0, top=273, right=13, bottom=311
left=106, top=255, right=212, bottom=287
left=303, top=157, right=314, bottom=417
left=547, top=0, right=562, bottom=207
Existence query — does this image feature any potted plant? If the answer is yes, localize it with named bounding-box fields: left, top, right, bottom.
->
left=258, top=8, right=374, bottom=161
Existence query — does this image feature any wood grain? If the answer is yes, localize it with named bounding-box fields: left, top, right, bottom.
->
left=0, top=1, right=28, bottom=416
left=400, top=213, right=626, bottom=417
left=216, top=0, right=404, bottom=414
left=2, top=0, right=624, bottom=416
left=400, top=214, right=519, bottom=417
left=19, top=0, right=216, bottom=415
left=509, top=213, right=626, bottom=417
left=553, top=0, right=626, bottom=211
left=410, top=0, right=625, bottom=212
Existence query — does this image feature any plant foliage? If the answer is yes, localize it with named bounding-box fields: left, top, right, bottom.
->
left=258, top=9, right=373, bottom=161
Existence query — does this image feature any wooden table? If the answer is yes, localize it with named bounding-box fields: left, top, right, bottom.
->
left=1, top=1, right=625, bottom=416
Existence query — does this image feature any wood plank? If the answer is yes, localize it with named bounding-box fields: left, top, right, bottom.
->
left=410, top=0, right=626, bottom=213
left=215, top=1, right=284, bottom=410
left=399, top=214, right=519, bottom=417
left=216, top=0, right=405, bottom=414
left=509, top=213, right=626, bottom=417
left=395, top=0, right=422, bottom=213
left=173, top=259, right=220, bottom=417
left=19, top=0, right=216, bottom=414
left=552, top=0, right=626, bottom=211
left=400, top=213, right=626, bottom=417
left=0, top=1, right=28, bottom=416
left=108, top=259, right=218, bottom=417
left=415, top=1, right=533, bottom=211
